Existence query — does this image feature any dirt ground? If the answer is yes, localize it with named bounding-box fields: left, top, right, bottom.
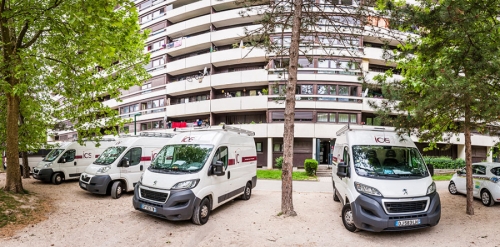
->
left=1, top=173, right=500, bottom=247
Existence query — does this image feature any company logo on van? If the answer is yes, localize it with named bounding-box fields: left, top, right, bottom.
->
left=181, top=136, right=195, bottom=142
left=374, top=137, right=390, bottom=143
left=83, top=152, right=93, bottom=158
left=403, top=189, right=408, bottom=195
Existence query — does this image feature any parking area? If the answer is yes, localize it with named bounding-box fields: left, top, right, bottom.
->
left=0, top=174, right=499, bottom=247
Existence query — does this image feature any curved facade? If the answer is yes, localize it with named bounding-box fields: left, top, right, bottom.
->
left=55, top=0, right=498, bottom=167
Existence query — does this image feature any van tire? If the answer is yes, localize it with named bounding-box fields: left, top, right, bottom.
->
left=111, top=181, right=123, bottom=199
left=241, top=182, right=252, bottom=200
left=332, top=181, right=340, bottom=202
left=448, top=182, right=458, bottom=195
left=52, top=173, right=63, bottom=185
left=341, top=204, right=357, bottom=232
left=192, top=197, right=211, bottom=225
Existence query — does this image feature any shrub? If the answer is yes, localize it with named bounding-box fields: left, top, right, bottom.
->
left=423, top=156, right=465, bottom=169
left=274, top=156, right=283, bottom=169
left=304, top=159, right=318, bottom=176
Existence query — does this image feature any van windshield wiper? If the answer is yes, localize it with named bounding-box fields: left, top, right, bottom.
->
left=376, top=173, right=400, bottom=178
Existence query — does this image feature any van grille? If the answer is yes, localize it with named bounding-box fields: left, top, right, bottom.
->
left=140, top=188, right=169, bottom=203
left=80, top=174, right=90, bottom=182
left=384, top=200, right=427, bottom=213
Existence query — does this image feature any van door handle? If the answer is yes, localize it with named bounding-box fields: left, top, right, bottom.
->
left=227, top=171, right=230, bottom=179
left=74, top=162, right=77, bottom=166
left=140, top=165, right=143, bottom=171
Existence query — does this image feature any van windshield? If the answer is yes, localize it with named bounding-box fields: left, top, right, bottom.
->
left=150, top=144, right=213, bottom=173
left=43, top=149, right=64, bottom=162
left=94, top=146, right=127, bottom=165
left=352, top=145, right=429, bottom=178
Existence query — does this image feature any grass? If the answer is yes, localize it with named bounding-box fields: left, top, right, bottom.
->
left=257, top=169, right=317, bottom=181
left=432, top=174, right=453, bottom=181
left=0, top=190, right=30, bottom=228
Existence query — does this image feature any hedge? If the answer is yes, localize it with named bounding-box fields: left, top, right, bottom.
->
left=423, top=156, right=465, bottom=169
left=304, top=159, right=318, bottom=176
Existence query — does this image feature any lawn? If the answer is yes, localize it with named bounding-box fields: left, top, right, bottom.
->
left=432, top=174, right=453, bottom=181
left=257, top=169, right=317, bottom=181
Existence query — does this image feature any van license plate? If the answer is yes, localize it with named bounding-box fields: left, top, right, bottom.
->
left=395, top=219, right=420, bottom=227
left=141, top=204, right=157, bottom=213
left=80, top=183, right=87, bottom=189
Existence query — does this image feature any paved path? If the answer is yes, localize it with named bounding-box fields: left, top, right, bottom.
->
left=255, top=177, right=449, bottom=194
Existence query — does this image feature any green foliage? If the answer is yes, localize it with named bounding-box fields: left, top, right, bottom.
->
left=274, top=156, right=283, bottom=169
left=176, top=146, right=211, bottom=165
left=432, top=174, right=453, bottom=181
left=304, top=159, right=318, bottom=176
left=261, top=88, right=268, bottom=95
left=423, top=156, right=465, bottom=169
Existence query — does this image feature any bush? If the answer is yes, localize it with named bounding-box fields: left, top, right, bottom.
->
left=423, top=156, right=465, bottom=169
left=274, top=156, right=283, bottom=169
left=304, top=159, right=318, bottom=176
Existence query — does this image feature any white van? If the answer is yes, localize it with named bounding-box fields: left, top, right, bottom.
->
left=332, top=125, right=441, bottom=232
left=133, top=125, right=257, bottom=225
left=32, top=139, right=117, bottom=185
left=79, top=133, right=174, bottom=199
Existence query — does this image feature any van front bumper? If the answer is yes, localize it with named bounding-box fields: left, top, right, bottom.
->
left=80, top=174, right=111, bottom=195
left=351, top=192, right=441, bottom=232
left=133, top=183, right=200, bottom=221
left=33, top=168, right=53, bottom=182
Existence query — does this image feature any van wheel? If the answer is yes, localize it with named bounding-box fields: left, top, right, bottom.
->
left=481, top=190, right=495, bottom=207
left=52, top=173, right=62, bottom=185
left=448, top=182, right=458, bottom=195
left=241, top=182, right=252, bottom=200
left=192, top=197, right=211, bottom=225
left=111, top=181, right=123, bottom=199
left=342, top=204, right=357, bottom=232
left=332, top=181, right=340, bottom=202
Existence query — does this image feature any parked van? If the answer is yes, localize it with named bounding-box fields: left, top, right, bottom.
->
left=133, top=125, right=257, bottom=225
left=79, top=133, right=174, bottom=199
left=32, top=139, right=117, bottom=184
left=332, top=125, right=441, bottom=232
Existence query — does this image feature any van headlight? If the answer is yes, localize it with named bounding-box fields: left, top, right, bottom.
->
left=96, top=166, right=111, bottom=174
left=172, top=179, right=200, bottom=190
left=427, top=182, right=436, bottom=194
left=43, top=163, right=52, bottom=168
left=354, top=182, right=382, bottom=196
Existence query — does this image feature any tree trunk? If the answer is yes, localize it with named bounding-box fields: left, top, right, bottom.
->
left=4, top=94, right=23, bottom=192
left=281, top=0, right=302, bottom=217
left=464, top=109, right=474, bottom=215
left=22, top=151, right=30, bottom=179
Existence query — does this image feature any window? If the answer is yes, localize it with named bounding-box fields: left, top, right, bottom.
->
left=272, top=84, right=286, bottom=95
left=212, top=146, right=229, bottom=169
left=61, top=150, right=76, bottom=162
left=491, top=167, right=500, bottom=176
left=256, top=142, right=263, bottom=152
left=142, top=83, right=152, bottom=94
left=296, top=85, right=313, bottom=95
left=317, top=113, right=337, bottom=123
left=472, top=165, right=486, bottom=175
left=272, top=111, right=312, bottom=122
left=122, top=147, right=142, bottom=166
left=273, top=143, right=283, bottom=152
left=298, top=58, right=314, bottom=68
left=318, top=85, right=336, bottom=101
left=338, top=113, right=357, bottom=123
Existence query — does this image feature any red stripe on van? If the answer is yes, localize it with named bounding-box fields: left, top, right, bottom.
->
left=242, top=156, right=257, bottom=162
left=332, top=157, right=338, bottom=162
left=95, top=155, right=100, bottom=158
left=141, top=157, right=152, bottom=161
left=228, top=159, right=235, bottom=165
left=75, top=155, right=83, bottom=159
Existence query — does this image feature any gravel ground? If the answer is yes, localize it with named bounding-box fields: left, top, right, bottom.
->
left=1, top=173, right=500, bottom=247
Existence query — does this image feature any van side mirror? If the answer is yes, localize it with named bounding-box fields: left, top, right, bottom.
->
left=212, top=161, right=225, bottom=176
left=456, top=170, right=462, bottom=175
left=121, top=157, right=130, bottom=167
left=59, top=158, right=66, bottom=163
left=337, top=162, right=349, bottom=178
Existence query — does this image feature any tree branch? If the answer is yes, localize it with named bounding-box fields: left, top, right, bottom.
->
left=16, top=21, right=29, bottom=49
left=21, top=29, right=47, bottom=48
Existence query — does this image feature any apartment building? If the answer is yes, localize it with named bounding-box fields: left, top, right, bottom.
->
left=53, top=0, right=498, bottom=167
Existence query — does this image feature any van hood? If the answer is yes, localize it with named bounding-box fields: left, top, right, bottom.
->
left=357, top=177, right=433, bottom=198
left=35, top=161, right=52, bottom=169
left=141, top=170, right=199, bottom=189
left=84, top=164, right=106, bottom=175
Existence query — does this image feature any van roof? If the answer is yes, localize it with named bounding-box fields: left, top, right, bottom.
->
left=169, top=130, right=254, bottom=146
left=114, top=136, right=173, bottom=147
left=346, top=130, right=416, bottom=148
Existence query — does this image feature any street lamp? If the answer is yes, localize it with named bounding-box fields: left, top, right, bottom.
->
left=134, top=113, right=142, bottom=135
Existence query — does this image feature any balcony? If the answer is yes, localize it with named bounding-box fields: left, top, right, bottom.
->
left=166, top=0, right=211, bottom=23
left=267, top=95, right=364, bottom=111
left=166, top=14, right=211, bottom=39
left=167, top=75, right=212, bottom=96
left=167, top=100, right=211, bottom=116
left=211, top=95, right=268, bottom=113
left=211, top=47, right=266, bottom=67
left=210, top=69, right=268, bottom=88
left=166, top=52, right=211, bottom=75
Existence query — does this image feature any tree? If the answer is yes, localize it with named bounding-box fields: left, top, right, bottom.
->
left=1, top=0, right=150, bottom=193
left=371, top=0, right=500, bottom=215
left=237, top=0, right=378, bottom=216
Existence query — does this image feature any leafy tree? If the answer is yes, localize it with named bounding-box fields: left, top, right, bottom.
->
left=236, top=0, right=380, bottom=216
left=1, top=0, right=150, bottom=193
left=371, top=0, right=500, bottom=215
